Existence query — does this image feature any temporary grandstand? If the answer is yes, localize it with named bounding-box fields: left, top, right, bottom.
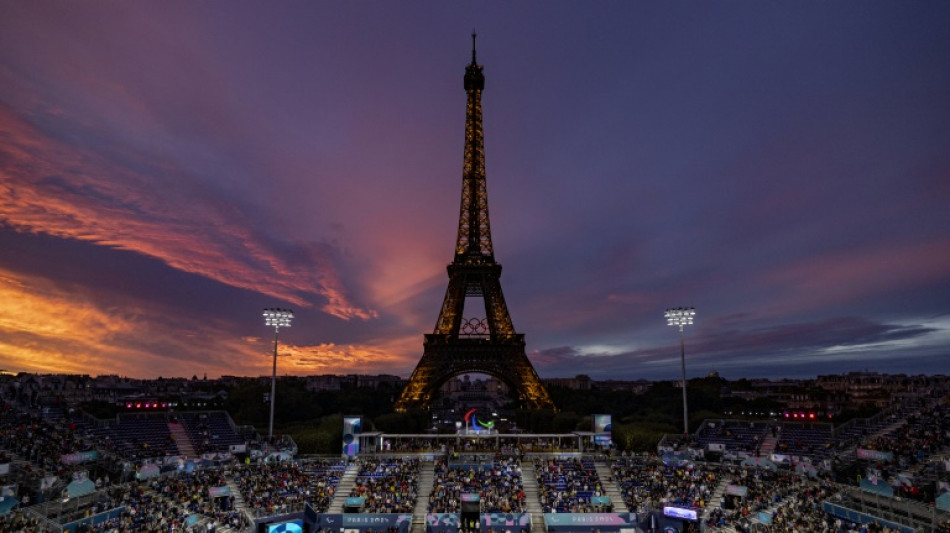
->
left=1, top=393, right=948, bottom=532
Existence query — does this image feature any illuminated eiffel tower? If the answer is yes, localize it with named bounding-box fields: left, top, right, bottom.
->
left=395, top=36, right=555, bottom=412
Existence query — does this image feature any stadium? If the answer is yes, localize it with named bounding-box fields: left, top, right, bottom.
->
left=0, top=372, right=947, bottom=533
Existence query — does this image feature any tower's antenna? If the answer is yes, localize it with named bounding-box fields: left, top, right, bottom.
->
left=471, top=31, right=477, bottom=64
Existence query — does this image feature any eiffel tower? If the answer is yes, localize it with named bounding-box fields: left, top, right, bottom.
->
left=395, top=36, right=555, bottom=412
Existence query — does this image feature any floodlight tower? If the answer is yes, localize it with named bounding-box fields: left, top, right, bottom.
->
left=665, top=307, right=695, bottom=439
left=263, top=308, right=293, bottom=441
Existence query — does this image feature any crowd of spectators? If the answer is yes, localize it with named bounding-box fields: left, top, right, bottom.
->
left=0, top=510, right=43, bottom=533
left=0, top=406, right=96, bottom=484
left=703, top=467, right=818, bottom=530
left=349, top=458, right=419, bottom=513
left=148, top=470, right=248, bottom=529
left=74, top=483, right=201, bottom=532
left=36, top=473, right=249, bottom=532
left=1, top=390, right=946, bottom=533
left=610, top=457, right=718, bottom=513
left=234, top=460, right=341, bottom=516
left=534, top=458, right=606, bottom=513
left=704, top=474, right=920, bottom=533
left=427, top=456, right=525, bottom=513
left=860, top=402, right=948, bottom=468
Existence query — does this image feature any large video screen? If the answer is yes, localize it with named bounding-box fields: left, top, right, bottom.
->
left=342, top=416, right=361, bottom=457
left=266, top=520, right=303, bottom=533
left=593, top=414, right=612, bottom=433
left=593, top=414, right=612, bottom=446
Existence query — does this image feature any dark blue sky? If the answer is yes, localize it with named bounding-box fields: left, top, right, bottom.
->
left=0, top=2, right=948, bottom=380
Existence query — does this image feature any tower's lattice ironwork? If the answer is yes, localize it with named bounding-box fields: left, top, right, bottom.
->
left=395, top=37, right=555, bottom=412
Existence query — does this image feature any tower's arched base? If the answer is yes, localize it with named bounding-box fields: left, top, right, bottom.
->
left=395, top=334, right=554, bottom=412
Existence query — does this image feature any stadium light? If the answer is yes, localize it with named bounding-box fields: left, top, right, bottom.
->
left=263, top=307, right=294, bottom=441
left=665, top=307, right=695, bottom=439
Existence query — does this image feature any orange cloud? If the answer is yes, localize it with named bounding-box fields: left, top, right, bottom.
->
left=0, top=103, right=374, bottom=320
left=0, top=267, right=418, bottom=378
left=0, top=268, right=138, bottom=375
left=280, top=340, right=414, bottom=375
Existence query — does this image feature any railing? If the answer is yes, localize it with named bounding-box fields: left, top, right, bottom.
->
left=827, top=482, right=948, bottom=532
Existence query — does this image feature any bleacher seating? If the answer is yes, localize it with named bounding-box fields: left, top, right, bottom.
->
left=534, top=457, right=605, bottom=513
left=350, top=458, right=419, bottom=513
left=235, top=459, right=344, bottom=516
left=428, top=456, right=525, bottom=513
left=610, top=456, right=718, bottom=513
left=775, top=423, right=835, bottom=458
left=178, top=412, right=244, bottom=454
left=695, top=420, right=769, bottom=454
left=89, top=416, right=177, bottom=459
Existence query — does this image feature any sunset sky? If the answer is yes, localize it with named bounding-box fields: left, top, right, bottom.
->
left=1, top=2, right=948, bottom=381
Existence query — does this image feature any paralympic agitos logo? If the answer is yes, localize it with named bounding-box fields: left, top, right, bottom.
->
left=464, top=408, right=495, bottom=430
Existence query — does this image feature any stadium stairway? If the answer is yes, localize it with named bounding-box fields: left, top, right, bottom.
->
left=168, top=421, right=196, bottom=457
left=757, top=432, right=779, bottom=457
left=327, top=460, right=361, bottom=513
left=592, top=460, right=629, bottom=512
left=226, top=476, right=255, bottom=530
left=701, top=476, right=730, bottom=524
left=410, top=460, right=435, bottom=533
left=520, top=459, right=546, bottom=532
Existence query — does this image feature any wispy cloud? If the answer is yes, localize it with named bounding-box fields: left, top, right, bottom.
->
left=0, top=267, right=399, bottom=378
left=757, top=240, right=950, bottom=315
left=0, top=99, right=374, bottom=320
left=0, top=2, right=947, bottom=381
left=530, top=315, right=945, bottom=379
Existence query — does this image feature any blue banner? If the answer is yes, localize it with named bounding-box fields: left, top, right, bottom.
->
left=209, top=485, right=231, bottom=497
left=545, top=513, right=638, bottom=531
left=320, top=513, right=413, bottom=532
left=856, top=448, right=894, bottom=462
left=61, top=450, right=98, bottom=465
